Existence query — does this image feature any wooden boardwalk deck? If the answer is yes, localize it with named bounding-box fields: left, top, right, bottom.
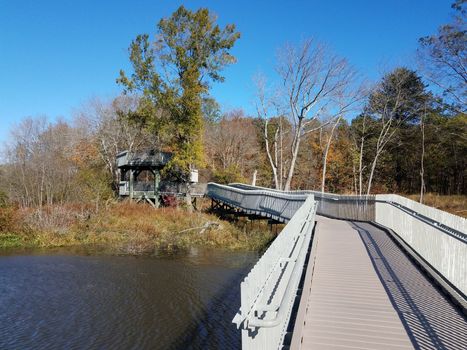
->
left=291, top=216, right=467, bottom=350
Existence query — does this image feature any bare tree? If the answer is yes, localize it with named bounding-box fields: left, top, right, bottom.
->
left=256, top=41, right=360, bottom=190
left=255, top=76, right=283, bottom=189
left=275, top=39, right=360, bottom=190
left=418, top=1, right=466, bottom=111
left=351, top=113, right=370, bottom=195
left=5, top=117, right=47, bottom=207
left=5, top=117, right=77, bottom=207
left=74, top=95, right=153, bottom=190
left=204, top=109, right=259, bottom=180
left=420, top=106, right=427, bottom=203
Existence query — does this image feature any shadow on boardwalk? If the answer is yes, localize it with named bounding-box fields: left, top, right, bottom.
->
left=351, top=221, right=467, bottom=350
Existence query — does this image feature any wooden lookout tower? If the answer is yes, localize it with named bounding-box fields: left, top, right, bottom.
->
left=117, top=150, right=172, bottom=207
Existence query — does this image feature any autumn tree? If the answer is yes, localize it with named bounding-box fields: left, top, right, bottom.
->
left=204, top=109, right=260, bottom=183
left=321, top=122, right=355, bottom=193
left=117, top=6, right=240, bottom=179
left=74, top=95, right=154, bottom=191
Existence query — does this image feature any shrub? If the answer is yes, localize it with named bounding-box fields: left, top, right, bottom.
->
left=0, top=207, right=15, bottom=233
left=161, top=194, right=178, bottom=207
left=0, top=191, right=8, bottom=207
left=213, top=165, right=245, bottom=184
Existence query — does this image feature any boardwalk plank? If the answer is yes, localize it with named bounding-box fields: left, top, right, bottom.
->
left=299, top=217, right=414, bottom=350
left=293, top=216, right=467, bottom=350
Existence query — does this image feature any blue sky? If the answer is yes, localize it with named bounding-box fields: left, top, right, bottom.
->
left=0, top=0, right=453, bottom=143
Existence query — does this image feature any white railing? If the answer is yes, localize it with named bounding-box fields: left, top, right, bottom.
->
left=206, top=183, right=466, bottom=348
left=207, top=183, right=316, bottom=349
left=226, top=183, right=467, bottom=300
left=229, top=183, right=376, bottom=221
left=206, top=183, right=309, bottom=222
left=375, top=194, right=467, bottom=297
left=236, top=199, right=316, bottom=350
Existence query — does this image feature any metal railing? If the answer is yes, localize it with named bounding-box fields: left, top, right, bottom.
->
left=206, top=183, right=309, bottom=222
left=228, top=183, right=467, bottom=299
left=229, top=183, right=376, bottom=221
left=206, top=183, right=466, bottom=348
left=206, top=183, right=317, bottom=349
left=375, top=194, right=467, bottom=297
left=236, top=197, right=316, bottom=349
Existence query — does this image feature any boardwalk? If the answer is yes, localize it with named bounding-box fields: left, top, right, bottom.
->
left=292, top=216, right=467, bottom=350
left=206, top=183, right=466, bottom=349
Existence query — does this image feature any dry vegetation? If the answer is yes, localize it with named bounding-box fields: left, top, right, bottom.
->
left=405, top=193, right=467, bottom=218
left=0, top=201, right=276, bottom=253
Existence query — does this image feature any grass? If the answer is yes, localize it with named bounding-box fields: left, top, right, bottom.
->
left=0, top=201, right=276, bottom=253
left=405, top=193, right=467, bottom=218
left=0, top=233, right=24, bottom=249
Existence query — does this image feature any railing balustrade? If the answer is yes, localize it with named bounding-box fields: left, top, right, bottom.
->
left=207, top=183, right=309, bottom=222
left=225, top=183, right=467, bottom=299
left=375, top=194, right=467, bottom=297
left=206, top=183, right=466, bottom=349
left=207, top=183, right=317, bottom=349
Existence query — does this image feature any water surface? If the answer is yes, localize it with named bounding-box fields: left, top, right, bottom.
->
left=0, top=247, right=257, bottom=349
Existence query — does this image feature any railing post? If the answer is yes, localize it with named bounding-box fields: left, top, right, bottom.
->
left=129, top=170, right=134, bottom=201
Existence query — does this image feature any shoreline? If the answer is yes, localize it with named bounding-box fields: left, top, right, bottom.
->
left=0, top=202, right=276, bottom=254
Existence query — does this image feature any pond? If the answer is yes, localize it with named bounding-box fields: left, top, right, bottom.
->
left=0, top=247, right=257, bottom=349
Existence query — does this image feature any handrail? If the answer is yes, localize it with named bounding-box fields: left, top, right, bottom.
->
left=207, top=183, right=317, bottom=350
left=248, top=214, right=314, bottom=328
left=379, top=199, right=466, bottom=243
left=229, top=183, right=466, bottom=242
left=221, top=183, right=467, bottom=302
left=235, top=197, right=315, bottom=349
left=207, top=183, right=309, bottom=222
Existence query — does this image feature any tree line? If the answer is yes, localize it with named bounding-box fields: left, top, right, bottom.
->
left=0, top=2, right=465, bottom=210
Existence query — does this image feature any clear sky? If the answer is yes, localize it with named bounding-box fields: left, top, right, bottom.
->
left=0, top=0, right=453, bottom=144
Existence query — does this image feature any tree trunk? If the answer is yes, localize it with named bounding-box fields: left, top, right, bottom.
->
left=420, top=111, right=426, bottom=203
left=284, top=119, right=303, bottom=191
left=352, top=161, right=358, bottom=195
left=359, top=139, right=364, bottom=195
left=321, top=116, right=341, bottom=193
left=366, top=152, right=380, bottom=195
left=357, top=114, right=367, bottom=196
left=263, top=120, right=280, bottom=189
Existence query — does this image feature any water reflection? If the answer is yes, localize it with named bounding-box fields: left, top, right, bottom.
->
left=0, top=247, right=257, bottom=349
